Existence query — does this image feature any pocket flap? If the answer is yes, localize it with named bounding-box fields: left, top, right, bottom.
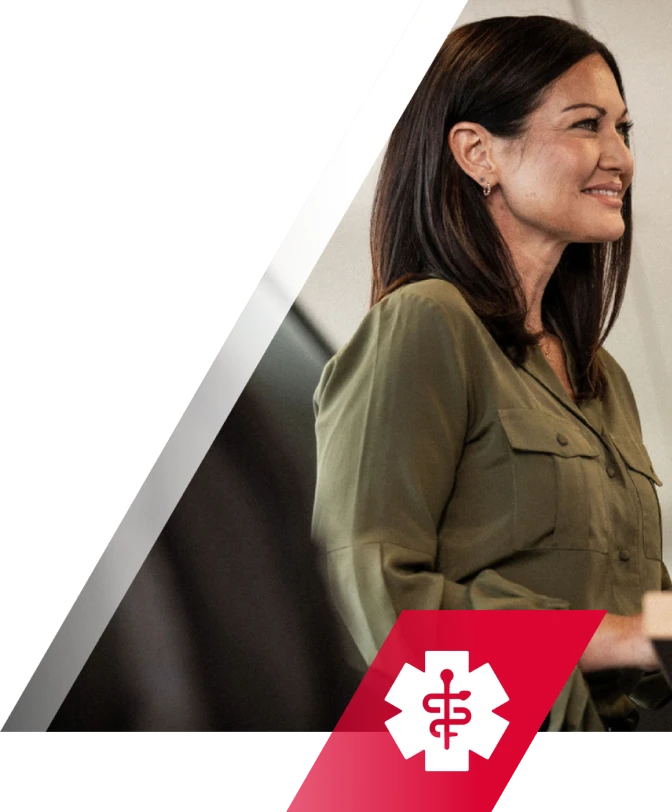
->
left=613, top=436, right=663, bottom=486
left=498, top=408, right=600, bottom=458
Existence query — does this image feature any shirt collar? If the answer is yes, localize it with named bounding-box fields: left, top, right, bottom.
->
left=520, top=332, right=604, bottom=438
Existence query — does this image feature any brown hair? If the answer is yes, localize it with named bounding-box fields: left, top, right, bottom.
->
left=370, top=15, right=631, bottom=401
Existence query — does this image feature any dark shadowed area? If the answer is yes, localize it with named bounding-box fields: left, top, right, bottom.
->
left=49, top=307, right=359, bottom=731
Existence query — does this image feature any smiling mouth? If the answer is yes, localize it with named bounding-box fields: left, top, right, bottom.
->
left=581, top=188, right=623, bottom=207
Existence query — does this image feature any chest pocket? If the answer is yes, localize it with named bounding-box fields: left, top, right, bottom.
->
left=612, top=436, right=663, bottom=561
left=499, top=408, right=607, bottom=554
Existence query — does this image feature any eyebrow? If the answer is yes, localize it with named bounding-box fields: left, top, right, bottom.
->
left=562, top=103, right=629, bottom=118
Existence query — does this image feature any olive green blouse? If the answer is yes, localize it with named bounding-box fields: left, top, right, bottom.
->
left=312, top=279, right=671, bottom=731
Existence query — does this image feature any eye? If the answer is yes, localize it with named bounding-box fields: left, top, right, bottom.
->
left=617, top=120, right=634, bottom=141
left=571, top=117, right=634, bottom=144
left=572, top=117, right=600, bottom=132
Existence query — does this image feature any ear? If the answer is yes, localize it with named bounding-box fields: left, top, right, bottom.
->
left=448, top=122, right=497, bottom=190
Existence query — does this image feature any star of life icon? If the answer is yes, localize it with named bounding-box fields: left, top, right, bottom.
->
left=385, top=651, right=509, bottom=771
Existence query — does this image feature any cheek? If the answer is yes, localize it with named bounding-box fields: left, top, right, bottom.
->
left=510, top=143, right=585, bottom=200
left=539, top=145, right=591, bottom=191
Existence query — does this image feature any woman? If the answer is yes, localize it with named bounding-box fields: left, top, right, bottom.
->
left=311, top=15, right=672, bottom=732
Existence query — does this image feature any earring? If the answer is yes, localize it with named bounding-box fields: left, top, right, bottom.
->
left=482, top=180, right=491, bottom=197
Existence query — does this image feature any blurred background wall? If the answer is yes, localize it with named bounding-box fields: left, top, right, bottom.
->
left=298, top=0, right=672, bottom=569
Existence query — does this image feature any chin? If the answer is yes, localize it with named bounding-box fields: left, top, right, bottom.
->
left=573, top=219, right=626, bottom=244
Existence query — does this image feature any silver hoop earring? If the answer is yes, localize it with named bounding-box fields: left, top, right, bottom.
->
left=483, top=181, right=492, bottom=197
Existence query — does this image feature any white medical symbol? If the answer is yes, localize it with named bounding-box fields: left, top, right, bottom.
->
left=385, top=651, right=509, bottom=771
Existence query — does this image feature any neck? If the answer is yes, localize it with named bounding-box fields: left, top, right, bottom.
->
left=487, top=196, right=568, bottom=333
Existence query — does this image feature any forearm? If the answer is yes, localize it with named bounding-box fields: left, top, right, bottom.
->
left=579, top=612, right=659, bottom=673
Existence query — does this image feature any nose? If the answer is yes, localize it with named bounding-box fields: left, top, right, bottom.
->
left=598, top=127, right=634, bottom=179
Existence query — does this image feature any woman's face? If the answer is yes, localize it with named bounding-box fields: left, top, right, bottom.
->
left=489, top=54, right=634, bottom=247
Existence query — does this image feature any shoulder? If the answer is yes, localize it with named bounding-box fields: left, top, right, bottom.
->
left=368, top=279, right=487, bottom=349
left=597, top=345, right=635, bottom=396
left=597, top=345, right=642, bottom=433
left=382, top=278, right=478, bottom=320
left=597, top=344, right=623, bottom=373
left=314, top=280, right=477, bottom=407
left=344, top=279, right=484, bottom=360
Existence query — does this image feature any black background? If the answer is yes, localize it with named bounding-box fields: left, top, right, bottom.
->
left=0, top=2, right=668, bottom=809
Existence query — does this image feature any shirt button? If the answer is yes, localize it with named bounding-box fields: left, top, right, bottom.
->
left=619, top=550, right=631, bottom=562
left=556, top=433, right=569, bottom=446
left=606, top=466, right=617, bottom=478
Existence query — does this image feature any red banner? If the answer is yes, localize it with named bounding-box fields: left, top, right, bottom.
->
left=288, top=610, right=603, bottom=811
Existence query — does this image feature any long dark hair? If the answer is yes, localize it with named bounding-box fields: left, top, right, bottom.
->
left=370, top=16, right=631, bottom=401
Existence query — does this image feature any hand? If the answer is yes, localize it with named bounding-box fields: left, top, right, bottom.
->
left=579, top=613, right=660, bottom=673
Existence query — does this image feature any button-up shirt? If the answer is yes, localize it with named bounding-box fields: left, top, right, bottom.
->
left=312, top=279, right=671, bottom=730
